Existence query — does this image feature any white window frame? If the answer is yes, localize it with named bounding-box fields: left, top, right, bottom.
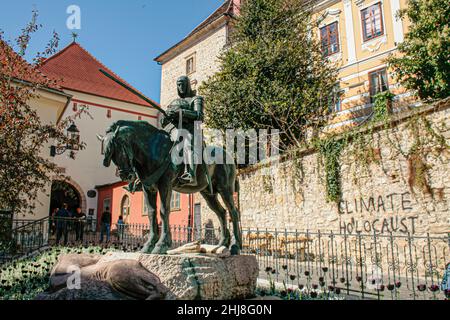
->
left=170, top=192, right=181, bottom=211
left=185, top=52, right=196, bottom=75
left=358, top=1, right=387, bottom=46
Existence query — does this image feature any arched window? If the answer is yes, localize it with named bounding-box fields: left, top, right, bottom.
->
left=121, top=195, right=130, bottom=218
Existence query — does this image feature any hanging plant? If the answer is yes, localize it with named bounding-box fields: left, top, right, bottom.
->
left=315, top=138, right=344, bottom=203
left=372, top=91, right=395, bottom=122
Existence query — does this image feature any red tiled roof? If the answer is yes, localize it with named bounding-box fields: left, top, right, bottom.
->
left=40, top=42, right=159, bottom=108
left=0, top=40, right=62, bottom=91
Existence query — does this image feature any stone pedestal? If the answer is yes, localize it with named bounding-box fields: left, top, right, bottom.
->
left=37, top=252, right=259, bottom=300
left=100, top=252, right=259, bottom=300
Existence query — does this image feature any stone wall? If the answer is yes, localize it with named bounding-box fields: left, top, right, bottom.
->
left=159, top=24, right=228, bottom=108
left=200, top=101, right=450, bottom=236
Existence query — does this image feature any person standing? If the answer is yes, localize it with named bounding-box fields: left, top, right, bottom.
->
left=55, top=204, right=70, bottom=245
left=74, top=207, right=86, bottom=242
left=117, top=215, right=125, bottom=242
left=100, top=207, right=112, bottom=243
left=50, top=207, right=58, bottom=235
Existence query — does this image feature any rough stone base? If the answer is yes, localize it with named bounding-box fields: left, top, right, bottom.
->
left=98, top=252, right=259, bottom=300
left=36, top=279, right=130, bottom=300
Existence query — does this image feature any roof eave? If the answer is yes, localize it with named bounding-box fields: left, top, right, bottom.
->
left=12, top=77, right=72, bottom=98
left=154, top=14, right=230, bottom=64
left=62, top=87, right=157, bottom=109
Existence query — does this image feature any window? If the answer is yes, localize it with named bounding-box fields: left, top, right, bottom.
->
left=107, top=109, right=112, bottom=118
left=73, top=103, right=78, bottom=112
left=320, top=22, right=340, bottom=57
left=369, top=68, right=389, bottom=103
left=361, top=2, right=384, bottom=42
left=186, top=55, right=195, bottom=75
left=170, top=192, right=181, bottom=211
left=103, top=198, right=111, bottom=213
left=121, top=195, right=131, bottom=218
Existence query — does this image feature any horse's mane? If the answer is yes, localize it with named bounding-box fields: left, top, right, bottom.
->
left=106, top=120, right=159, bottom=136
left=103, top=120, right=162, bottom=167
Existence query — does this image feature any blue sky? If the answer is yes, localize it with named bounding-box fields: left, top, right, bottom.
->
left=0, top=0, right=224, bottom=104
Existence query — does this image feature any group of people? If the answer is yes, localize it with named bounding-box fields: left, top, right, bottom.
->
left=51, top=204, right=87, bottom=245
left=50, top=205, right=125, bottom=245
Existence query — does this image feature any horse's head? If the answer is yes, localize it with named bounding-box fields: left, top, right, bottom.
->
left=99, top=124, right=137, bottom=183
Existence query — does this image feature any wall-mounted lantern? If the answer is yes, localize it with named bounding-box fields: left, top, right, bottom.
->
left=50, top=122, right=80, bottom=157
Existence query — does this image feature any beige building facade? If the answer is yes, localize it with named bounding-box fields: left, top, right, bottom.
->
left=156, top=0, right=416, bottom=130
left=22, top=88, right=72, bottom=220
left=153, top=0, right=440, bottom=235
left=315, top=0, right=414, bottom=131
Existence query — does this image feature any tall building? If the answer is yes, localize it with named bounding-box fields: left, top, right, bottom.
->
left=314, top=0, right=414, bottom=131
left=156, top=0, right=415, bottom=129
left=38, top=41, right=162, bottom=225
left=154, top=0, right=417, bottom=229
left=154, top=0, right=242, bottom=230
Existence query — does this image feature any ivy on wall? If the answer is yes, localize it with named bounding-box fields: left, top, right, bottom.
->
left=310, top=95, right=449, bottom=203
left=315, top=138, right=344, bottom=203
left=373, top=91, right=395, bottom=121
left=237, top=96, right=449, bottom=205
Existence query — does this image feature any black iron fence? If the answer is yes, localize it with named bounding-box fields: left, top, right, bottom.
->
left=242, top=229, right=449, bottom=300
left=2, top=217, right=220, bottom=260
left=2, top=217, right=449, bottom=300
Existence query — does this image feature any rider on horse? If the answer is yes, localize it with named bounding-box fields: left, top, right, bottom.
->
left=162, top=76, right=204, bottom=187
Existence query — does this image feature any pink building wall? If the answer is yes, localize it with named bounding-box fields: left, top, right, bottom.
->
left=96, top=182, right=193, bottom=231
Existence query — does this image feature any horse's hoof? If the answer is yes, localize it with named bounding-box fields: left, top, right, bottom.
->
left=230, top=245, right=240, bottom=255
left=151, top=245, right=168, bottom=255
left=218, top=239, right=231, bottom=248
left=141, top=245, right=154, bottom=254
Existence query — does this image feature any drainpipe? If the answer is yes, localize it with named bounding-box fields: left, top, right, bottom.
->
left=187, top=194, right=194, bottom=242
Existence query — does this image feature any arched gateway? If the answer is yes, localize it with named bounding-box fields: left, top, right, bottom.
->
left=49, top=179, right=86, bottom=215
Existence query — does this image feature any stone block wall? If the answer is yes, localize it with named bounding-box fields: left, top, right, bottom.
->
left=200, top=101, right=450, bottom=236
left=160, top=25, right=228, bottom=108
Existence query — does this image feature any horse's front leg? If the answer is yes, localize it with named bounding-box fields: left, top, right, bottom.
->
left=141, top=188, right=158, bottom=254
left=151, top=180, right=172, bottom=254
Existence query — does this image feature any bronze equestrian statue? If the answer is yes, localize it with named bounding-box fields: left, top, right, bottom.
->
left=98, top=76, right=242, bottom=255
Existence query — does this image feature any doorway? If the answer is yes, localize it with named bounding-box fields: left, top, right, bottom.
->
left=49, top=180, right=81, bottom=215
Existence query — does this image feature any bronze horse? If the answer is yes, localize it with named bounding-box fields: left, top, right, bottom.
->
left=100, top=120, right=242, bottom=254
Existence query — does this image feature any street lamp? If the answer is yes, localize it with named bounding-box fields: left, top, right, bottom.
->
left=50, top=122, right=80, bottom=157
left=66, top=123, right=80, bottom=151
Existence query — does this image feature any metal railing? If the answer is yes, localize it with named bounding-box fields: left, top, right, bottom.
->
left=241, top=229, right=449, bottom=300
left=2, top=217, right=221, bottom=259
left=1, top=217, right=449, bottom=300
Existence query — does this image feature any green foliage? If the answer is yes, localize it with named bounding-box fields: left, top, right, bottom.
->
left=0, top=246, right=116, bottom=300
left=388, top=0, right=450, bottom=100
left=372, top=91, right=395, bottom=121
left=315, top=138, right=344, bottom=203
left=200, top=0, right=338, bottom=149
